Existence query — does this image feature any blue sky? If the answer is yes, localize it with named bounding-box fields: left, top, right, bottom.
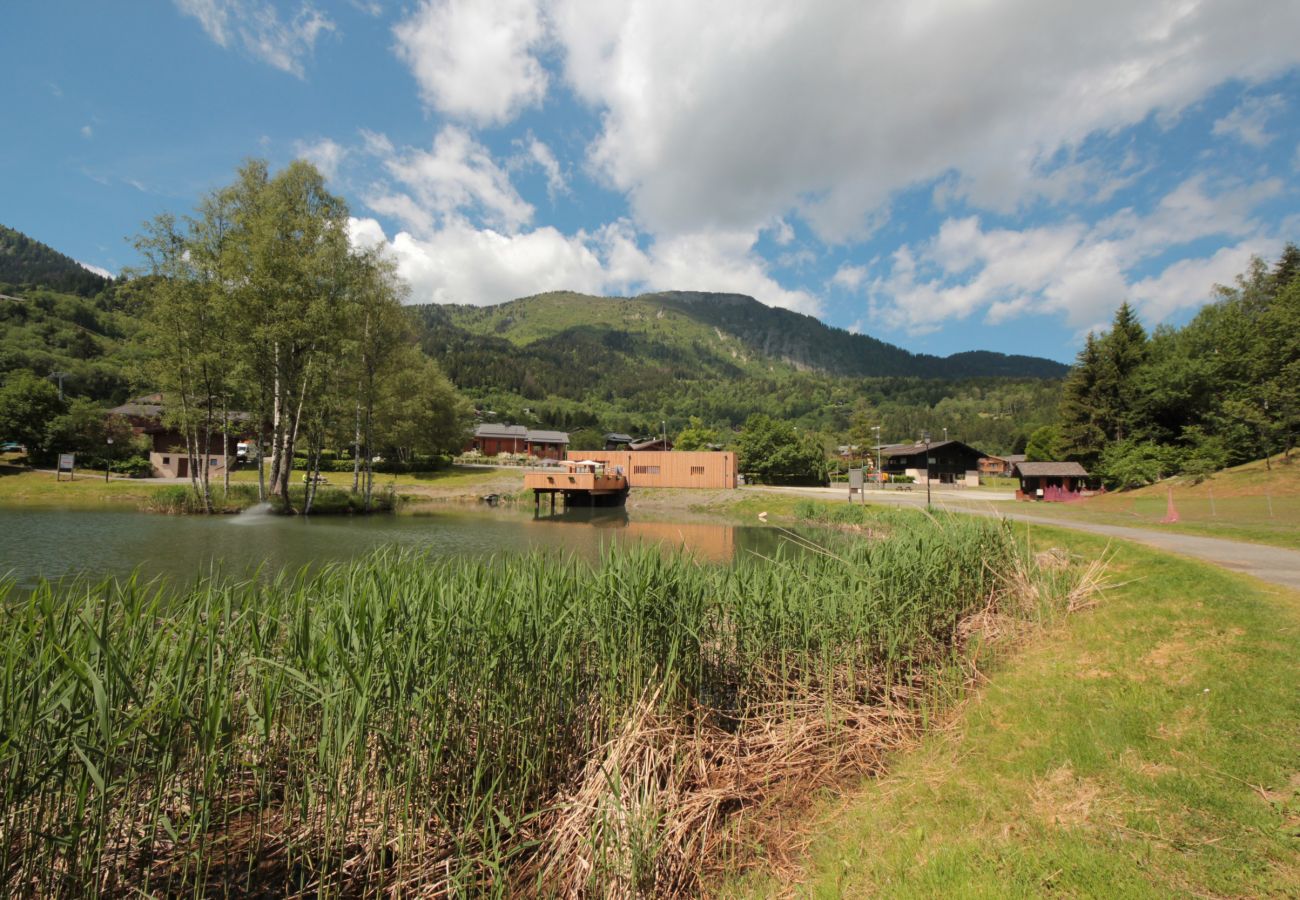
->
left=4, top=1, right=1299, bottom=363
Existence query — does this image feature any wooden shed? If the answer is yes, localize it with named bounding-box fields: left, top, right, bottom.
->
left=1014, top=461, right=1092, bottom=501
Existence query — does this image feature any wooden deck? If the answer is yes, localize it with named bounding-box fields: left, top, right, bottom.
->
left=525, top=468, right=629, bottom=509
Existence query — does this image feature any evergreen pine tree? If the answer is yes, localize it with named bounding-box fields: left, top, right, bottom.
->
left=1058, top=331, right=1106, bottom=466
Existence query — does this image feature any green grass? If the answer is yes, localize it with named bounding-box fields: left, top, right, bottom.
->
left=0, top=512, right=1066, bottom=896
left=0, top=466, right=168, bottom=508
left=730, top=527, right=1300, bottom=897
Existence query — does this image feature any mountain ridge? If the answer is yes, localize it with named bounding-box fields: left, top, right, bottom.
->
left=0, top=224, right=111, bottom=298
left=424, top=290, right=1067, bottom=380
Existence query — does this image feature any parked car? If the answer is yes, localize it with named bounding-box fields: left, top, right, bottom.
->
left=0, top=442, right=22, bottom=453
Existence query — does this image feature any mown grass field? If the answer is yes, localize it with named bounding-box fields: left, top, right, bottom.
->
left=728, top=527, right=1300, bottom=897
left=0, top=510, right=1087, bottom=896
left=1024, top=455, right=1300, bottom=549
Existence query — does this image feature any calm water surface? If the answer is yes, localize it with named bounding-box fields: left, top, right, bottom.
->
left=0, top=506, right=804, bottom=589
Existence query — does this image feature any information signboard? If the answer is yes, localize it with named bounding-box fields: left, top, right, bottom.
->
left=56, top=453, right=75, bottom=481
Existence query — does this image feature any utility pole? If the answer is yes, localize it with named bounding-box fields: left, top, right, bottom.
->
left=943, top=427, right=948, bottom=442
left=922, top=430, right=932, bottom=508
left=49, top=371, right=67, bottom=401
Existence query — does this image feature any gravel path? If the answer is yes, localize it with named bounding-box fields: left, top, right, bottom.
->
left=751, top=485, right=1300, bottom=591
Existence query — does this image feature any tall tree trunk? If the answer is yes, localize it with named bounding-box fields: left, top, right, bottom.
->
left=352, top=394, right=362, bottom=494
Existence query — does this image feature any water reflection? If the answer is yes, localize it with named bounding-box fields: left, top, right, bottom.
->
left=532, top=506, right=744, bottom=563
left=0, top=506, right=808, bottom=589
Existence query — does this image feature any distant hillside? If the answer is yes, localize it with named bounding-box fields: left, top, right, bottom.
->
left=0, top=224, right=111, bottom=297
left=407, top=291, right=1065, bottom=450
left=428, top=290, right=1067, bottom=381
left=0, top=285, right=142, bottom=403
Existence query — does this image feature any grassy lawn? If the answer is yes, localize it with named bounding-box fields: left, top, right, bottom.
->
left=226, top=464, right=511, bottom=491
left=728, top=528, right=1300, bottom=897
left=1022, top=455, right=1300, bottom=550
left=0, top=466, right=166, bottom=507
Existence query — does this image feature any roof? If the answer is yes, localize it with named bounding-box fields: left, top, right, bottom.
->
left=629, top=438, right=673, bottom=451
left=474, top=423, right=528, bottom=439
left=1004, top=454, right=1027, bottom=464
left=527, top=429, right=570, bottom=444
left=109, top=393, right=165, bottom=419
left=108, top=394, right=251, bottom=424
left=880, top=439, right=984, bottom=458
left=1015, top=461, right=1089, bottom=478
left=604, top=432, right=634, bottom=443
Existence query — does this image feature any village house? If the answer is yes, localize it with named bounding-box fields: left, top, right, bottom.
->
left=468, top=423, right=570, bottom=460
left=978, top=453, right=1026, bottom=477
left=108, top=394, right=249, bottom=479
left=1013, top=461, right=1094, bottom=501
left=879, top=439, right=986, bottom=486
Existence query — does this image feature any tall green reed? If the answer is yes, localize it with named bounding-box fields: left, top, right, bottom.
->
left=0, top=511, right=1019, bottom=895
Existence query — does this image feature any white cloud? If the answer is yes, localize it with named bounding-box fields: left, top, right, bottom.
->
left=526, top=137, right=568, bottom=199
left=78, top=261, right=114, bottom=279
left=1129, top=240, right=1281, bottom=321
left=548, top=0, right=1300, bottom=240
left=80, top=124, right=93, bottom=139
left=295, top=137, right=347, bottom=181
left=366, top=126, right=535, bottom=235
left=1212, top=93, right=1286, bottom=147
left=347, top=216, right=818, bottom=313
left=174, top=0, right=334, bottom=78
left=830, top=264, right=867, bottom=291
left=869, top=174, right=1283, bottom=334
left=393, top=0, right=549, bottom=125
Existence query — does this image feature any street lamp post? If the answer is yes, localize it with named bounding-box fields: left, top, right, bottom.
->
left=873, top=425, right=882, bottom=489
left=922, top=429, right=932, bottom=508
left=105, top=436, right=114, bottom=484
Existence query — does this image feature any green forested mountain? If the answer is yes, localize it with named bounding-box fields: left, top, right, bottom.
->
left=0, top=284, right=142, bottom=404
left=0, top=224, right=111, bottom=297
left=431, top=290, right=1066, bottom=380
left=409, top=291, right=1064, bottom=453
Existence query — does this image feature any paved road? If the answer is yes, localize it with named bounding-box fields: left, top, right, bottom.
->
left=750, top=485, right=1300, bottom=592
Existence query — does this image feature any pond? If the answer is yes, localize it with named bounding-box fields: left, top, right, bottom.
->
left=0, top=505, right=808, bottom=590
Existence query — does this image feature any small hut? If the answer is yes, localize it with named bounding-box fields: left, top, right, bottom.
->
left=1014, top=461, right=1092, bottom=501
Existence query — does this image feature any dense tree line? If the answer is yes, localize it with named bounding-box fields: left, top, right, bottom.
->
left=1058, top=246, right=1299, bottom=487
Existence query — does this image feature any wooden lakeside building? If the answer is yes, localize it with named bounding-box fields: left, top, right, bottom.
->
left=524, top=459, right=629, bottom=511
left=567, top=449, right=737, bottom=489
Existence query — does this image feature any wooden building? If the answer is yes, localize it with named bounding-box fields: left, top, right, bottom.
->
left=603, top=432, right=634, bottom=450
left=879, top=439, right=986, bottom=486
left=567, top=449, right=737, bottom=489
left=979, top=453, right=1025, bottom=477
left=108, top=394, right=247, bottom=479
left=1014, top=461, right=1093, bottom=501
left=469, top=424, right=570, bottom=460
left=525, top=459, right=629, bottom=508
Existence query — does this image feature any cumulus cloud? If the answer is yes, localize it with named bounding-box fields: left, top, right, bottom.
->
left=1212, top=93, right=1286, bottom=147
left=868, top=174, right=1282, bottom=334
left=174, top=0, right=334, bottom=78
left=365, top=126, right=535, bottom=235
left=393, top=0, right=549, bottom=125
left=547, top=0, right=1300, bottom=240
left=295, top=137, right=347, bottom=180
left=526, top=137, right=568, bottom=200
left=347, top=215, right=818, bottom=313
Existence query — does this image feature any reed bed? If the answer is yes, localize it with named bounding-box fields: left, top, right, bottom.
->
left=0, top=512, right=1093, bottom=896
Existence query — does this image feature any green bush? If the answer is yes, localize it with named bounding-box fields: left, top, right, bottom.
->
left=110, top=455, right=152, bottom=477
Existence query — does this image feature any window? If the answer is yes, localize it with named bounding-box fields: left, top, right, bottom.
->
left=162, top=456, right=170, bottom=465
left=690, top=466, right=705, bottom=475
left=633, top=465, right=661, bottom=475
